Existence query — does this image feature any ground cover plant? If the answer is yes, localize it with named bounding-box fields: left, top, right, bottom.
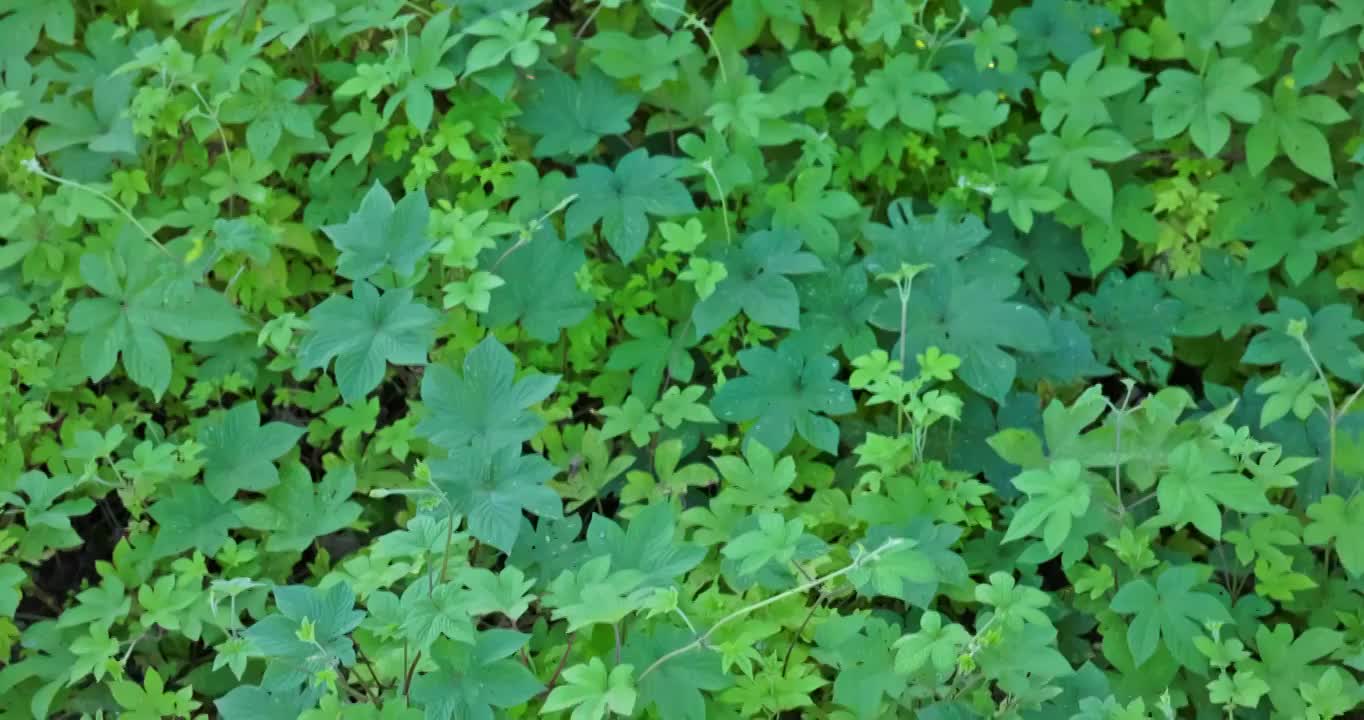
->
left=2, top=0, right=1364, bottom=717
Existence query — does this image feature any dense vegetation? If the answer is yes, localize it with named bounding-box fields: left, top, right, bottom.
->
left=2, top=0, right=1364, bottom=717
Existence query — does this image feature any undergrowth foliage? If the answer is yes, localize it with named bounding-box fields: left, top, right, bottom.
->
left=3, top=0, right=1364, bottom=718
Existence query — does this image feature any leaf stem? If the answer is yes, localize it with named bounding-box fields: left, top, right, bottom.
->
left=636, top=538, right=903, bottom=681
left=23, top=159, right=172, bottom=257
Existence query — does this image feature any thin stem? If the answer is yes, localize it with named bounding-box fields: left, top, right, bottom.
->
left=542, top=632, right=576, bottom=696
left=1111, top=382, right=1134, bottom=515
left=637, top=539, right=903, bottom=681
left=439, top=508, right=456, bottom=583
left=404, top=0, right=433, bottom=17
left=1295, top=336, right=1339, bottom=493
left=23, top=160, right=171, bottom=257
left=651, top=1, right=727, bottom=82
left=575, top=5, right=602, bottom=39
left=700, top=160, right=732, bottom=244
left=781, top=589, right=830, bottom=675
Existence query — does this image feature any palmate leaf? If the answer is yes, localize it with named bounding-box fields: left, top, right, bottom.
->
left=1166, top=249, right=1268, bottom=339
left=198, top=403, right=305, bottom=501
left=1110, top=565, right=1230, bottom=669
left=850, top=53, right=948, bottom=130
left=416, top=336, right=560, bottom=451
left=238, top=463, right=362, bottom=553
left=517, top=66, right=639, bottom=158
left=429, top=444, right=562, bottom=553
left=148, top=484, right=244, bottom=558
left=1240, top=195, right=1349, bottom=285
left=623, top=624, right=730, bottom=720
left=1147, top=56, right=1262, bottom=158
left=585, top=502, right=705, bottom=588
left=1242, top=298, right=1364, bottom=384
left=870, top=243, right=1052, bottom=402
left=1246, top=82, right=1350, bottom=184
left=67, top=230, right=249, bottom=399
left=296, top=281, right=439, bottom=403
left=605, top=314, right=697, bottom=404
left=1003, top=459, right=1094, bottom=552
left=482, top=226, right=594, bottom=341
left=565, top=148, right=697, bottom=263
left=1068, top=272, right=1183, bottom=381
left=691, top=227, right=823, bottom=337
left=409, top=631, right=543, bottom=720
left=710, top=341, right=854, bottom=454
left=321, top=181, right=433, bottom=281
left=812, top=615, right=904, bottom=720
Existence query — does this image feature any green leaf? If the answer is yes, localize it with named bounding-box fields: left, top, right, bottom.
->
left=0, top=563, right=23, bottom=617
left=1148, top=57, right=1261, bottom=157
left=1243, top=624, right=1344, bottom=716
left=399, top=581, right=475, bottom=651
left=430, top=444, right=562, bottom=553
left=483, top=227, right=594, bottom=341
left=940, top=90, right=1011, bottom=138
left=517, top=66, right=639, bottom=158
left=851, top=53, right=948, bottom=130
left=1109, top=565, right=1230, bottom=668
left=542, top=657, right=637, bottom=720
left=148, top=484, right=245, bottom=558
left=1241, top=196, right=1349, bottom=285
left=710, top=342, right=854, bottom=454
left=1069, top=272, right=1182, bottom=380
left=1154, top=441, right=1275, bottom=540
left=1037, top=48, right=1145, bottom=132
left=894, top=611, right=972, bottom=677
left=722, top=512, right=805, bottom=575
left=624, top=624, right=730, bottom=720
left=544, top=556, right=647, bottom=631
left=1246, top=82, right=1350, bottom=183
left=1242, top=299, right=1364, bottom=384
left=409, top=631, right=543, bottom=720
left=812, top=615, right=904, bottom=720
left=296, top=281, right=440, bottom=403
left=1303, top=494, right=1364, bottom=576
left=600, top=395, right=661, bottom=446
left=1003, top=459, right=1094, bottom=552
left=765, top=164, right=860, bottom=256
left=239, top=463, right=362, bottom=553
left=585, top=503, right=705, bottom=588
left=199, top=402, right=305, bottom=501
left=1166, top=249, right=1268, bottom=339
left=565, top=148, right=697, bottom=263
left=691, top=228, right=823, bottom=337
left=321, top=181, right=433, bottom=280
left=417, top=335, right=559, bottom=450
left=68, top=233, right=248, bottom=398
left=1165, top=0, right=1273, bottom=54
left=605, top=314, right=696, bottom=404
left=585, top=31, right=696, bottom=91
left=244, top=582, right=364, bottom=668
